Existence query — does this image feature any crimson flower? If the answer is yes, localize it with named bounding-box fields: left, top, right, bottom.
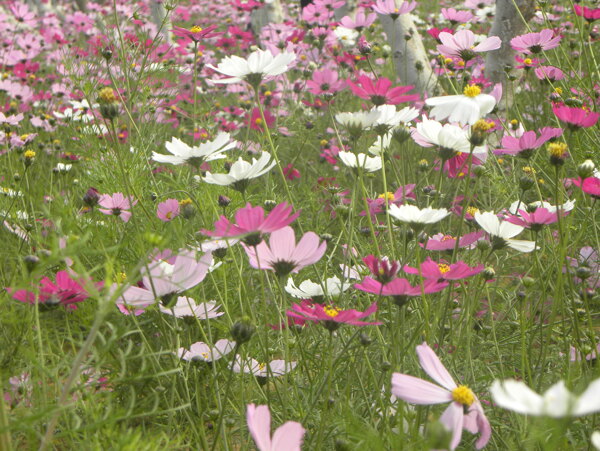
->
left=202, top=202, right=299, bottom=246
left=7, top=271, right=99, bottom=310
left=572, top=176, right=600, bottom=199
left=286, top=300, right=381, bottom=331
left=363, top=255, right=400, bottom=284
left=172, top=25, right=221, bottom=43
left=575, top=4, right=600, bottom=22
left=346, top=75, right=418, bottom=106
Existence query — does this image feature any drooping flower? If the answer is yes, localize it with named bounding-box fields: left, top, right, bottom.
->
left=346, top=75, right=418, bottom=106
left=202, top=152, right=275, bottom=192
left=98, top=192, right=137, bottom=222
left=7, top=270, right=99, bottom=310
left=246, top=404, right=306, bottom=451
left=177, top=339, right=235, bottom=362
left=425, top=85, right=496, bottom=125
left=474, top=211, right=536, bottom=252
left=157, top=199, right=180, bottom=222
left=490, top=378, right=600, bottom=418
left=510, top=29, right=561, bottom=54
left=363, top=255, right=400, bottom=284
left=437, top=30, right=501, bottom=61
left=391, top=343, right=491, bottom=450
left=159, top=296, right=223, bottom=319
left=201, top=202, right=299, bottom=246
left=286, top=299, right=382, bottom=331
left=242, top=226, right=326, bottom=277
left=208, top=48, right=296, bottom=87
left=152, top=133, right=236, bottom=167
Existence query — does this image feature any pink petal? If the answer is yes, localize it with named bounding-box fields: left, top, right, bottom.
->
left=416, top=342, right=457, bottom=391
left=440, top=402, right=464, bottom=450
left=391, top=373, right=453, bottom=404
left=271, top=421, right=306, bottom=451
left=247, top=404, right=272, bottom=451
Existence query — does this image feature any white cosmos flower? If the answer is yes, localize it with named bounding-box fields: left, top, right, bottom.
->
left=203, top=152, right=275, bottom=187
left=338, top=151, right=382, bottom=172
left=474, top=211, right=536, bottom=253
left=153, top=133, right=236, bottom=166
left=490, top=378, right=600, bottom=418
left=592, top=431, right=600, bottom=450
left=413, top=116, right=487, bottom=160
left=507, top=199, right=576, bottom=215
left=207, top=49, right=296, bottom=86
left=159, top=296, right=223, bottom=319
left=232, top=356, right=297, bottom=377
left=373, top=105, right=419, bottom=131
left=285, top=276, right=352, bottom=299
left=388, top=204, right=450, bottom=225
left=177, top=339, right=235, bottom=362
left=425, top=85, right=496, bottom=125
left=368, top=134, right=392, bottom=156
left=334, top=26, right=359, bottom=48
left=336, top=110, right=381, bottom=131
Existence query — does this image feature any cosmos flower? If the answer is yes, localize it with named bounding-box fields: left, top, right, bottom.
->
left=159, top=296, right=223, bottom=319
left=391, top=343, right=491, bottom=450
left=338, top=151, right=382, bottom=172
left=388, top=204, right=450, bottom=227
left=208, top=48, right=296, bottom=87
left=285, top=276, right=351, bottom=299
left=574, top=4, right=600, bottom=22
left=422, top=231, right=484, bottom=251
left=425, top=85, right=496, bottom=125
left=157, top=199, right=180, bottom=222
left=371, top=0, right=416, bottom=19
left=246, top=404, right=306, bottom=451
left=474, top=211, right=536, bottom=252
left=552, top=103, right=600, bottom=129
left=286, top=300, right=381, bottom=331
left=436, top=30, right=501, bottom=61
left=490, top=378, right=600, bottom=418
left=98, top=193, right=137, bottom=222
left=177, top=339, right=235, bottom=362
left=242, top=227, right=326, bottom=277
left=494, top=127, right=563, bottom=158
left=202, top=152, right=275, bottom=191
left=233, top=356, right=297, bottom=377
left=403, top=258, right=484, bottom=281
left=152, top=133, right=236, bottom=167
left=346, top=75, right=418, bottom=106
left=510, top=29, right=561, bottom=54
left=306, top=68, right=345, bottom=96
left=171, top=24, right=221, bottom=42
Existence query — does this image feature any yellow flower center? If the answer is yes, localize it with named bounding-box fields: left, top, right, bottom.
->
left=472, top=119, right=494, bottom=132
left=378, top=192, right=395, bottom=202
left=438, top=263, right=451, bottom=274
left=510, top=119, right=518, bottom=126
left=320, top=139, right=329, bottom=146
left=441, top=235, right=455, bottom=242
left=190, top=26, right=203, bottom=33
left=258, top=362, right=266, bottom=371
left=264, top=91, right=272, bottom=97
left=166, top=212, right=173, bottom=219
left=323, top=305, right=341, bottom=318
left=179, top=198, right=193, bottom=207
left=524, top=58, right=533, bottom=65
left=457, top=60, right=465, bottom=67
left=201, top=352, right=209, bottom=360
left=394, top=8, right=399, bottom=13
left=554, top=87, right=563, bottom=95
left=254, top=118, right=263, bottom=125
left=117, top=272, right=127, bottom=283
left=463, top=85, right=481, bottom=97
left=23, top=150, right=36, bottom=159
left=452, top=385, right=475, bottom=406
left=548, top=142, right=568, bottom=158
left=466, top=206, right=479, bottom=216
left=98, top=87, right=117, bottom=104
left=522, top=166, right=536, bottom=175
left=20, top=134, right=29, bottom=140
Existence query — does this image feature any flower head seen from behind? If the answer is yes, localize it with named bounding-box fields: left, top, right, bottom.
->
left=233, top=356, right=297, bottom=378
left=208, top=48, right=296, bottom=88
left=247, top=404, right=305, bottom=451
left=159, top=296, right=223, bottom=319
left=391, top=342, right=491, bottom=450
left=490, top=378, right=600, bottom=418
left=202, top=152, right=275, bottom=193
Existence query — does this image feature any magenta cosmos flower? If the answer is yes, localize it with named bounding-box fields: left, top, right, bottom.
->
left=391, top=343, right=491, bottom=450
left=404, top=258, right=484, bottom=281
left=494, top=127, right=563, bottom=158
left=171, top=24, right=221, bottom=42
left=242, top=226, right=326, bottom=277
left=98, top=192, right=137, bottom=222
left=422, top=231, right=484, bottom=251
left=202, top=202, right=299, bottom=246
left=575, top=4, right=600, bottom=22
left=247, top=404, right=305, bottom=451
left=510, top=29, right=561, bottom=54
left=157, top=199, right=180, bottom=222
left=7, top=270, right=99, bottom=310
left=572, top=176, right=600, bottom=198
left=346, top=75, right=418, bottom=106
left=437, top=30, right=501, bottom=61
left=363, top=255, right=400, bottom=284
left=286, top=300, right=381, bottom=331
left=552, top=103, right=600, bottom=129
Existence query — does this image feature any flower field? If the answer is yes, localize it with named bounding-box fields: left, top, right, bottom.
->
left=1, top=0, right=600, bottom=449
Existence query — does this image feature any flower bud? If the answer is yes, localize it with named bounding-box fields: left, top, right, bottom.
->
left=230, top=317, right=255, bottom=345
left=482, top=267, right=496, bottom=281
left=577, top=159, right=596, bottom=178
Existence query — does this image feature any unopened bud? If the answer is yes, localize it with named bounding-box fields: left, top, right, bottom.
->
left=230, top=317, right=255, bottom=345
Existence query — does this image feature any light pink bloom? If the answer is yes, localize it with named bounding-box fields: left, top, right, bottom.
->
left=98, top=192, right=137, bottom=223
left=306, top=68, right=345, bottom=96
left=242, top=226, right=326, bottom=277
left=159, top=296, right=223, bottom=319
left=422, top=231, right=484, bottom=251
left=437, top=30, right=501, bottom=61
left=391, top=343, right=491, bottom=450
left=371, top=0, right=416, bottom=19
left=157, top=199, right=180, bottom=222
left=339, top=11, right=376, bottom=31
left=177, top=339, right=235, bottom=362
left=494, top=127, right=563, bottom=157
left=441, top=8, right=475, bottom=24
left=505, top=207, right=564, bottom=231
left=247, top=404, right=306, bottom=451
left=510, top=29, right=561, bottom=54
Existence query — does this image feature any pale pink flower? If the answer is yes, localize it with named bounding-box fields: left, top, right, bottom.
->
left=372, top=0, right=416, bottom=19
left=510, top=29, right=562, bottom=54
left=437, top=29, right=501, bottom=61
left=392, top=343, right=491, bottom=450
left=177, top=339, right=235, bottom=362
left=98, top=193, right=137, bottom=223
left=247, top=404, right=306, bottom=451
left=159, top=296, right=223, bottom=319
left=157, top=199, right=180, bottom=222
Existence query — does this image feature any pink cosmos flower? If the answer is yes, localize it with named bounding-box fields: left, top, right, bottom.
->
left=510, top=29, right=561, bottom=54
left=7, top=271, right=99, bottom=310
left=494, top=127, right=563, bottom=158
left=371, top=0, right=416, bottom=19
left=98, top=193, right=137, bottom=223
left=354, top=277, right=448, bottom=304
left=534, top=65, right=564, bottom=81
left=9, top=3, right=36, bottom=26
left=437, top=30, right=501, bottom=61
left=346, top=75, right=418, bottom=106
left=286, top=299, right=381, bottom=331
left=391, top=343, right=491, bottom=450
left=339, top=11, right=376, bottom=31
left=157, top=199, right=180, bottom=222
left=306, top=68, right=345, bottom=96
left=441, top=8, right=475, bottom=24
left=552, top=103, right=600, bottom=129
left=505, top=207, right=564, bottom=231
left=363, top=255, right=400, bottom=284
left=403, top=258, right=484, bottom=281
left=246, top=404, right=305, bottom=451
left=572, top=176, right=600, bottom=198
left=574, top=4, right=600, bottom=22
left=361, top=184, right=417, bottom=218
left=422, top=231, right=484, bottom=251
left=177, top=339, right=235, bottom=362
left=283, top=164, right=301, bottom=181
left=202, top=202, right=299, bottom=246
left=242, top=226, right=326, bottom=277
left=172, top=24, right=221, bottom=42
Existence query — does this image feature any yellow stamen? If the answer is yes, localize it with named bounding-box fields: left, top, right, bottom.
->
left=190, top=26, right=203, bottom=33
left=23, top=150, right=36, bottom=159
left=463, top=85, right=481, bottom=97
left=452, top=385, right=475, bottom=406
left=438, top=263, right=451, bottom=274
left=548, top=142, right=568, bottom=158
left=378, top=192, right=395, bottom=202
left=466, top=206, right=479, bottom=217
left=323, top=305, right=341, bottom=318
